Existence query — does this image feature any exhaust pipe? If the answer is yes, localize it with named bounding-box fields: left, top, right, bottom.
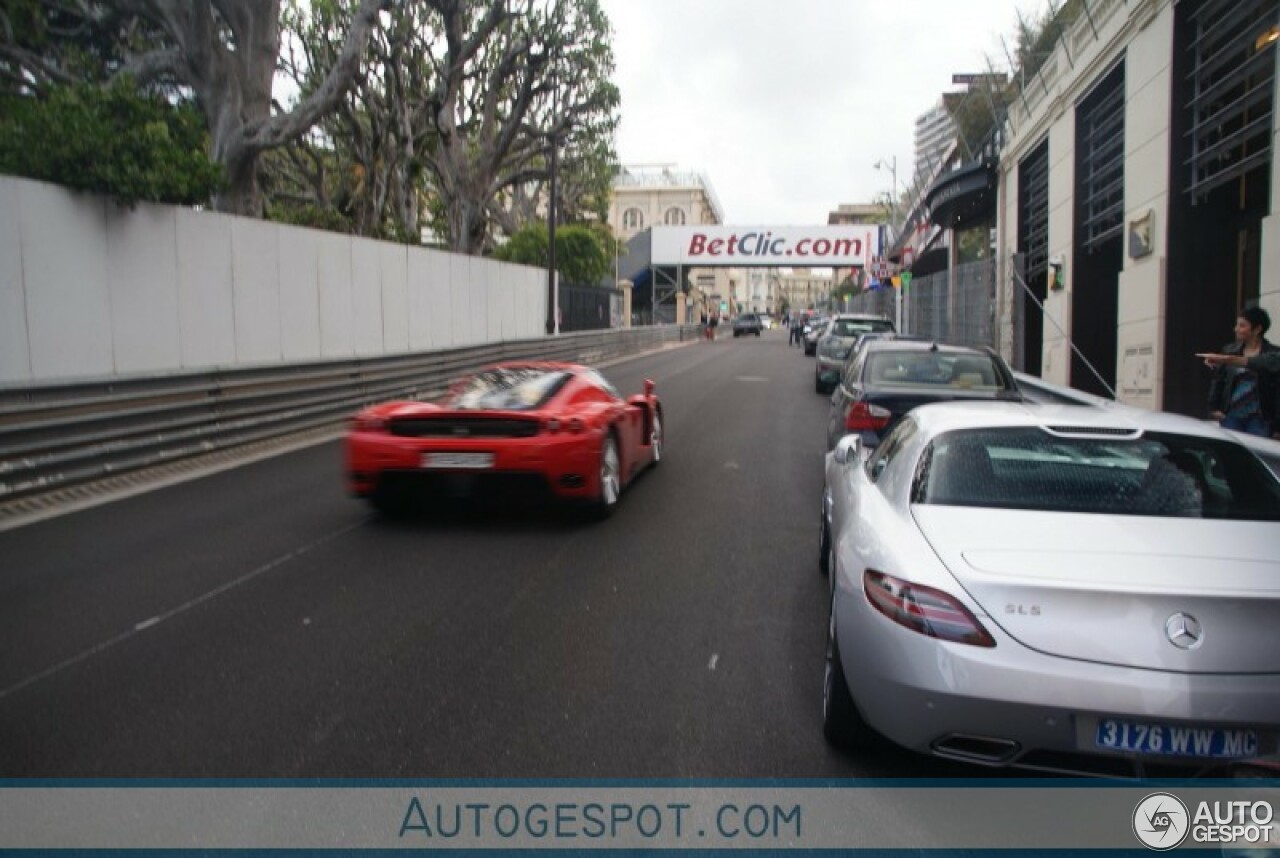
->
left=931, top=734, right=1021, bottom=765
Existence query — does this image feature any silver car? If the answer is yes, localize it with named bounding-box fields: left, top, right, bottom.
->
left=813, top=314, right=896, bottom=394
left=819, top=400, right=1280, bottom=776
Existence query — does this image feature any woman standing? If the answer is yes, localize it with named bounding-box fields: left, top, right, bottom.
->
left=1205, top=307, right=1280, bottom=438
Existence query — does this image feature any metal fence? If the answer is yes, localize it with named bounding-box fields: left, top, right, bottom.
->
left=559, top=283, right=623, bottom=332
left=844, top=259, right=997, bottom=349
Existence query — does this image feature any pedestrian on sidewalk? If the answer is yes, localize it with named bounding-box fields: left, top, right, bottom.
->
left=1199, top=306, right=1280, bottom=439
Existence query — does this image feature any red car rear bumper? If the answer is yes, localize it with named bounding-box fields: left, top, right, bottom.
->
left=345, top=429, right=605, bottom=501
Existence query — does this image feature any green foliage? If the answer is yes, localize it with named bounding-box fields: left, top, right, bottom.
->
left=0, top=79, right=223, bottom=207
left=265, top=200, right=355, bottom=235
left=957, top=226, right=993, bottom=262
left=492, top=222, right=611, bottom=286
left=493, top=223, right=551, bottom=267
left=1012, top=0, right=1085, bottom=98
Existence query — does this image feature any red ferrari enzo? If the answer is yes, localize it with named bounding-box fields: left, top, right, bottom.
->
left=345, top=362, right=663, bottom=516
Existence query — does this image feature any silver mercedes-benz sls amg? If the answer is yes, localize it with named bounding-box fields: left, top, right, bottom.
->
left=819, top=400, right=1280, bottom=776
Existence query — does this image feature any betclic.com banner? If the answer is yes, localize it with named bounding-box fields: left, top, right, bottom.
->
left=1, top=781, right=1278, bottom=852
left=650, top=225, right=879, bottom=267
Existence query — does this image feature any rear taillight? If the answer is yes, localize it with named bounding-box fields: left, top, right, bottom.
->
left=863, top=570, right=995, bottom=647
left=844, top=401, right=891, bottom=432
left=352, top=415, right=387, bottom=432
left=545, top=417, right=585, bottom=434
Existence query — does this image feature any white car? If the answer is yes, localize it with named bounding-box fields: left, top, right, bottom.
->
left=820, top=400, right=1280, bottom=776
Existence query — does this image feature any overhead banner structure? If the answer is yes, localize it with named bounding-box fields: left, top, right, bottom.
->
left=651, top=226, right=879, bottom=268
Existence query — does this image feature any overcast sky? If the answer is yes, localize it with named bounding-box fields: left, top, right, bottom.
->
left=599, top=0, right=1046, bottom=226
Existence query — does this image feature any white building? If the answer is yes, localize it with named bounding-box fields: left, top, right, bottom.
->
left=914, top=101, right=957, bottom=185
left=994, top=0, right=1279, bottom=416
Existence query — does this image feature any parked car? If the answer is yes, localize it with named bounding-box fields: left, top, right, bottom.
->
left=814, top=314, right=897, bottom=393
left=802, top=316, right=829, bottom=355
left=732, top=312, right=763, bottom=337
left=346, top=362, right=662, bottom=517
left=824, top=340, right=1021, bottom=451
left=819, top=400, right=1280, bottom=774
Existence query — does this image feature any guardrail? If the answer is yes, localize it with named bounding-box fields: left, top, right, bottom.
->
left=0, top=326, right=704, bottom=504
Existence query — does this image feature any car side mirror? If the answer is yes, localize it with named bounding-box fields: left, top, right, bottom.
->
left=833, top=435, right=862, bottom=465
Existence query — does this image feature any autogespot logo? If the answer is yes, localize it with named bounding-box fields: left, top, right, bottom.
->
left=1133, top=793, right=1190, bottom=850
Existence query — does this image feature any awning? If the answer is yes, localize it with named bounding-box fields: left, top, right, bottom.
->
left=926, top=158, right=998, bottom=231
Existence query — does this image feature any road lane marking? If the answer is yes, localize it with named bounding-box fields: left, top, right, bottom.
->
left=0, top=518, right=371, bottom=702
left=708, top=653, right=719, bottom=671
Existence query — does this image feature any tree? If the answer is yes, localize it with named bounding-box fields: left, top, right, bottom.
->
left=418, top=0, right=620, bottom=254
left=493, top=222, right=610, bottom=285
left=272, top=0, right=440, bottom=241
left=0, top=1, right=140, bottom=96
left=271, top=0, right=619, bottom=252
left=1, top=0, right=392, bottom=216
left=488, top=114, right=616, bottom=238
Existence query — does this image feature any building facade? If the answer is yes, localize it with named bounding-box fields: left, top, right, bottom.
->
left=774, top=268, right=835, bottom=314
left=611, top=165, right=747, bottom=322
left=608, top=165, right=725, bottom=240
left=995, top=0, right=1279, bottom=415
left=608, top=165, right=742, bottom=321
left=915, top=102, right=958, bottom=184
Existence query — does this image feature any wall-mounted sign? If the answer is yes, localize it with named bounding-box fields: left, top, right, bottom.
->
left=1128, top=209, right=1155, bottom=259
left=651, top=226, right=879, bottom=267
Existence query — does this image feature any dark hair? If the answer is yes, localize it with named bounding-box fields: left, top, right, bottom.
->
left=1240, top=306, right=1271, bottom=335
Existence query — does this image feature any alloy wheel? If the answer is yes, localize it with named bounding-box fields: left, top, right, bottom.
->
left=600, top=436, right=620, bottom=507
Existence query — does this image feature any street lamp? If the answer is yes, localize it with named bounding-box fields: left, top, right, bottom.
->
left=546, top=129, right=558, bottom=335
left=875, top=156, right=908, bottom=332
left=546, top=81, right=560, bottom=335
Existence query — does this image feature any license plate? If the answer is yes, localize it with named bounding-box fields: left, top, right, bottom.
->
left=1094, top=718, right=1259, bottom=758
left=422, top=452, right=494, bottom=470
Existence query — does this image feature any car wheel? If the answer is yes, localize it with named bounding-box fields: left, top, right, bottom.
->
left=592, top=432, right=621, bottom=518
left=823, top=595, right=872, bottom=749
left=649, top=410, right=663, bottom=466
left=815, top=376, right=826, bottom=394
left=819, top=501, right=829, bottom=581
left=818, top=500, right=830, bottom=576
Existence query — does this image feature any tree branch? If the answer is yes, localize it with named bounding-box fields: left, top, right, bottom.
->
left=112, top=48, right=184, bottom=86
left=236, top=0, right=389, bottom=154
left=0, top=43, right=78, bottom=87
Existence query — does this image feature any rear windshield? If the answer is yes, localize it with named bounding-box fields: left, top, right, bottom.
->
left=866, top=351, right=1009, bottom=391
left=447, top=368, right=571, bottom=411
left=912, top=427, right=1280, bottom=520
left=830, top=318, right=894, bottom=338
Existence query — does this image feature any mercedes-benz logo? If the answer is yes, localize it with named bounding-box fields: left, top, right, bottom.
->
left=1165, top=613, right=1203, bottom=650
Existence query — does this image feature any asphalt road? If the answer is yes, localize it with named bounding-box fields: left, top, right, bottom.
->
left=0, top=329, right=991, bottom=778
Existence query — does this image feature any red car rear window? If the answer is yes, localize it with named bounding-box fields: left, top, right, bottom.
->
left=447, top=368, right=572, bottom=411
